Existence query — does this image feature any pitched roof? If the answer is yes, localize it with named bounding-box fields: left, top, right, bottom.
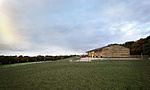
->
left=86, top=44, right=129, bottom=53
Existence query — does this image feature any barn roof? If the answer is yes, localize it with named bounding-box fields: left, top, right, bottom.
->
left=86, top=44, right=129, bottom=53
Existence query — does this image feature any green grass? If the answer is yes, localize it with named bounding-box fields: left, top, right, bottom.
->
left=1, top=61, right=51, bottom=68
left=0, top=58, right=150, bottom=90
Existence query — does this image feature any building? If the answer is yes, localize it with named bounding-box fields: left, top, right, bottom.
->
left=86, top=44, right=130, bottom=58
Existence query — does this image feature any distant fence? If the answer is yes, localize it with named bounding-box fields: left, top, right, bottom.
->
left=130, top=55, right=149, bottom=58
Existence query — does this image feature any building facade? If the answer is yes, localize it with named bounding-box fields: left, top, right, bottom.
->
left=86, top=44, right=130, bottom=58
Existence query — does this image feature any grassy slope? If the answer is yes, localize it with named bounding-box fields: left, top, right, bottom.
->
left=0, top=58, right=150, bottom=90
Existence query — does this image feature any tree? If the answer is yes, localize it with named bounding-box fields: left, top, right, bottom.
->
left=143, top=39, right=150, bottom=55
left=131, top=38, right=147, bottom=55
left=122, top=41, right=135, bottom=49
left=21, top=56, right=29, bottom=62
left=37, top=55, right=44, bottom=61
left=146, top=35, right=150, bottom=43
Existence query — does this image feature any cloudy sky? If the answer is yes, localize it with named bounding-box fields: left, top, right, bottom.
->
left=0, top=0, right=150, bottom=56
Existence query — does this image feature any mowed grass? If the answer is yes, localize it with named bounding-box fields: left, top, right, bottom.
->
left=1, top=61, right=50, bottom=68
left=0, top=58, right=150, bottom=90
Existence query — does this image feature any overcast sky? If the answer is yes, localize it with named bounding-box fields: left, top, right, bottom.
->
left=0, top=0, right=150, bottom=56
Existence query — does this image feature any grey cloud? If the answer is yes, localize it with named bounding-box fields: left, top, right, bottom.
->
left=1, top=0, right=150, bottom=55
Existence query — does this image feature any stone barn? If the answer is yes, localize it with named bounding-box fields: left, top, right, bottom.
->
left=86, top=44, right=130, bottom=58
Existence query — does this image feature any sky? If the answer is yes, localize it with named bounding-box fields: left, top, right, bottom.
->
left=0, top=0, right=150, bottom=56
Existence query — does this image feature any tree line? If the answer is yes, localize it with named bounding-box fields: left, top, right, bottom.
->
left=120, top=35, right=150, bottom=55
left=0, top=55, right=76, bottom=65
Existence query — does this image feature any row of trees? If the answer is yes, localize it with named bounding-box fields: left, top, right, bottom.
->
left=120, top=35, right=150, bottom=55
left=0, top=55, right=76, bottom=65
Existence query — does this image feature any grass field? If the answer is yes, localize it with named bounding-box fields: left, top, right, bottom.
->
left=0, top=57, right=150, bottom=90
left=0, top=61, right=49, bottom=68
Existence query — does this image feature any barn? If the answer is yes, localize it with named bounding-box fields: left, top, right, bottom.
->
left=86, top=44, right=130, bottom=58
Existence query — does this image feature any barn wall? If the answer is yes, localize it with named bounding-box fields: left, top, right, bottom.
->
left=102, top=45, right=130, bottom=58
left=88, top=51, right=94, bottom=57
left=93, top=50, right=102, bottom=58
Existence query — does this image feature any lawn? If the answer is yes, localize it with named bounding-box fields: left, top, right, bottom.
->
left=0, top=58, right=150, bottom=90
left=0, top=61, right=49, bottom=68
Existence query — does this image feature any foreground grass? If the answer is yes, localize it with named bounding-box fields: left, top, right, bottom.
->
left=0, top=59, right=150, bottom=90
